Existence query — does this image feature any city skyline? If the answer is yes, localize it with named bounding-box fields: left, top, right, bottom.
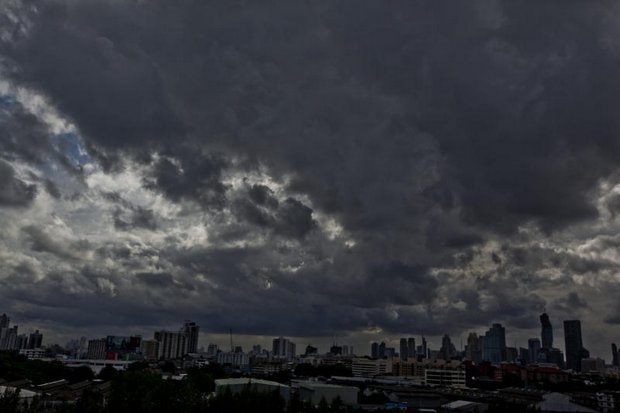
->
left=2, top=2, right=620, bottom=361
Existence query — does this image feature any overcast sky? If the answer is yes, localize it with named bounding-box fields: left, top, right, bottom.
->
left=1, top=1, right=620, bottom=358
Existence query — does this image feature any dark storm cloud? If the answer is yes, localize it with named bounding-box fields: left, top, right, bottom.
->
left=6, top=0, right=620, bottom=235
left=3, top=0, right=620, bottom=347
left=0, top=160, right=37, bottom=207
left=113, top=207, right=158, bottom=231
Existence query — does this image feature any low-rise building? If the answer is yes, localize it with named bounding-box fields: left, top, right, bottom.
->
left=214, top=378, right=290, bottom=400
left=425, top=368, right=466, bottom=388
left=352, top=358, right=392, bottom=377
left=297, top=382, right=359, bottom=407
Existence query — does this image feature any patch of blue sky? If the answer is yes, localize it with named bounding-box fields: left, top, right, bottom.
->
left=52, top=132, right=92, bottom=167
left=0, top=94, right=15, bottom=108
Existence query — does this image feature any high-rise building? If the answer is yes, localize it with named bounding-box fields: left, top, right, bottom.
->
left=612, top=343, right=619, bottom=367
left=484, top=323, right=506, bottom=364
left=272, top=337, right=296, bottom=360
left=528, top=338, right=541, bottom=363
left=140, top=339, right=160, bottom=360
left=540, top=313, right=553, bottom=349
left=564, top=320, right=587, bottom=372
left=400, top=338, right=408, bottom=360
left=439, top=334, right=457, bottom=360
left=371, top=342, right=379, bottom=359
left=422, top=336, right=427, bottom=359
left=465, top=332, right=482, bottom=363
left=182, top=321, right=200, bottom=354
left=28, top=330, right=43, bottom=349
left=155, top=331, right=187, bottom=359
left=378, top=342, right=386, bottom=359
left=0, top=314, right=9, bottom=329
left=407, top=338, right=416, bottom=359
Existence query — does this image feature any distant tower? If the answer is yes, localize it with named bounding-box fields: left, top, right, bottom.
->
left=422, top=336, right=427, bottom=359
left=612, top=343, right=619, bottom=367
left=528, top=338, right=541, bottom=363
left=28, top=330, right=43, bottom=349
left=484, top=323, right=506, bottom=364
left=400, top=338, right=408, bottom=360
left=371, top=342, right=379, bottom=359
left=183, top=321, right=200, bottom=354
left=407, top=338, right=416, bottom=359
left=564, top=320, right=586, bottom=372
left=540, top=313, right=553, bottom=349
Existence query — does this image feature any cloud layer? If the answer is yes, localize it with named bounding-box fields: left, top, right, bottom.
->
left=1, top=0, right=620, bottom=356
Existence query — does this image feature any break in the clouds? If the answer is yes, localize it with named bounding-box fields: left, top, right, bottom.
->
left=1, top=0, right=620, bottom=356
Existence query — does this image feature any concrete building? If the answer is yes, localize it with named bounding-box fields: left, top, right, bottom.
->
left=581, top=357, right=606, bottom=374
left=425, top=368, right=466, bottom=388
left=154, top=330, right=187, bottom=360
left=182, top=321, right=200, bottom=354
left=28, top=330, right=43, bottom=349
left=352, top=358, right=392, bottom=377
left=140, top=339, right=160, bottom=360
left=272, top=337, right=296, bottom=360
left=19, top=348, right=46, bottom=359
left=298, top=383, right=358, bottom=407
left=86, top=338, right=106, bottom=360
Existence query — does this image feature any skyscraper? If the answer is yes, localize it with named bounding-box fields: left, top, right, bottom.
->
left=484, top=323, right=506, bottom=364
left=528, top=338, right=541, bottom=363
left=28, top=330, right=43, bottom=349
left=540, top=313, right=553, bottom=349
left=439, top=334, right=456, bottom=360
left=400, top=338, right=408, bottom=360
left=421, top=336, right=427, bottom=359
left=564, top=320, right=587, bottom=372
left=407, top=338, right=416, bottom=359
left=182, top=321, right=200, bottom=354
left=612, top=343, right=619, bottom=367
left=371, top=342, right=379, bottom=359
left=466, top=332, right=482, bottom=363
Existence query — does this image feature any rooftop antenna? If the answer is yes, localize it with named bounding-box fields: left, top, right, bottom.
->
left=229, top=328, right=234, bottom=353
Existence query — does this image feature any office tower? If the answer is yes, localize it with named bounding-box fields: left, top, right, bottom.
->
left=87, top=338, right=107, bottom=359
left=519, top=347, right=529, bottom=362
left=378, top=342, right=386, bottom=358
left=400, top=338, right=408, bottom=360
left=371, top=342, right=379, bottom=358
left=28, top=330, right=43, bottom=349
left=182, top=321, right=200, bottom=354
left=466, top=332, right=482, bottom=363
left=540, top=313, right=553, bottom=349
left=407, top=338, right=416, bottom=359
left=439, top=334, right=456, bottom=360
left=484, top=323, right=506, bottom=364
left=422, top=336, right=427, bottom=359
left=612, top=343, right=619, bottom=367
left=528, top=338, right=541, bottom=363
left=564, top=320, right=586, bottom=371
left=342, top=345, right=349, bottom=355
